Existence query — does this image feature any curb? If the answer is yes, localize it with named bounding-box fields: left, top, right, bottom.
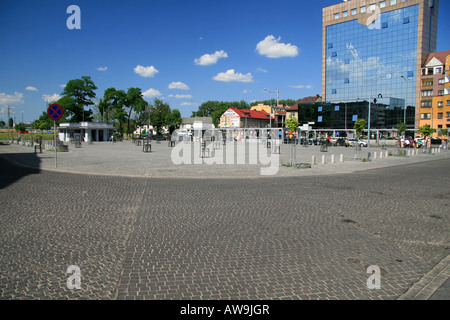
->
left=397, top=255, right=450, bottom=300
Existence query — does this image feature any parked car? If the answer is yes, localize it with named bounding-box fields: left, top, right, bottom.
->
left=347, top=139, right=367, bottom=147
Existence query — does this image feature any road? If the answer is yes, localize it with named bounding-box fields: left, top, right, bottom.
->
left=0, top=156, right=449, bottom=301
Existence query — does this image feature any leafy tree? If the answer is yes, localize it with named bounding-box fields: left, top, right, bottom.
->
left=397, top=122, right=407, bottom=137
left=123, top=87, right=148, bottom=134
left=440, top=129, right=448, bottom=139
left=15, top=123, right=26, bottom=132
left=285, top=114, right=299, bottom=133
left=354, top=118, right=366, bottom=138
left=60, top=76, right=97, bottom=122
left=149, top=99, right=172, bottom=135
left=166, top=109, right=182, bottom=134
left=0, top=120, right=5, bottom=127
left=419, top=124, right=434, bottom=138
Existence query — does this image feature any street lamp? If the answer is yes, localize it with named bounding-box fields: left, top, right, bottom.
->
left=264, top=88, right=279, bottom=128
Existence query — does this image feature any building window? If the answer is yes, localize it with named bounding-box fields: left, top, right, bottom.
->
left=447, top=112, right=450, bottom=117
left=428, top=68, right=434, bottom=75
left=344, top=78, right=350, bottom=84
left=447, top=100, right=450, bottom=106
left=438, top=113, right=443, bottom=119
left=318, top=116, right=323, bottom=123
left=344, top=59, right=350, bottom=65
left=369, top=4, right=376, bottom=11
left=332, top=51, right=337, bottom=57
left=391, top=0, right=397, bottom=5
left=422, top=90, right=433, bottom=97
left=335, top=106, right=340, bottom=111
left=352, top=115, right=358, bottom=121
left=435, top=67, right=443, bottom=74
left=361, top=6, right=366, bottom=13
left=382, top=22, right=388, bottom=29
left=407, top=71, right=414, bottom=77
left=423, top=80, right=433, bottom=86
left=334, top=13, right=340, bottom=19
left=318, top=106, right=323, bottom=112
left=352, top=8, right=357, bottom=15
left=421, top=101, right=432, bottom=108
left=331, top=89, right=337, bottom=94
left=328, top=43, right=333, bottom=49
left=403, top=17, right=410, bottom=24
left=421, top=113, right=431, bottom=119
left=438, top=90, right=444, bottom=96
left=438, top=78, right=445, bottom=85
left=343, top=11, right=348, bottom=17
left=380, top=1, right=386, bottom=8
left=438, top=101, right=444, bottom=107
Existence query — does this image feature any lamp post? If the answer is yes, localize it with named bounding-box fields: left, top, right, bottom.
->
left=264, top=89, right=279, bottom=128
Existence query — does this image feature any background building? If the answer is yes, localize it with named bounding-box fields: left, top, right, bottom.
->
left=219, top=108, right=273, bottom=128
left=420, top=50, right=450, bottom=137
left=323, top=0, right=440, bottom=130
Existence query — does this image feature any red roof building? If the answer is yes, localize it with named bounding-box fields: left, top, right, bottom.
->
left=220, top=108, right=274, bottom=128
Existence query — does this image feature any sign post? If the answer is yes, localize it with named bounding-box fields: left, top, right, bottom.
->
left=47, top=104, right=64, bottom=167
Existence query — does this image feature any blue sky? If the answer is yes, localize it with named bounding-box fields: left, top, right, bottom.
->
left=0, top=0, right=449, bottom=122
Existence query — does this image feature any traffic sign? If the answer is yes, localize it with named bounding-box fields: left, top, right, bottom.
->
left=47, top=104, right=64, bottom=121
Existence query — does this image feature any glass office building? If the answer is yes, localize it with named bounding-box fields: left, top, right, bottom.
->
left=323, top=0, right=440, bottom=129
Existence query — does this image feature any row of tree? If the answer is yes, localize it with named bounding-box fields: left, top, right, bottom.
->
left=33, top=76, right=182, bottom=136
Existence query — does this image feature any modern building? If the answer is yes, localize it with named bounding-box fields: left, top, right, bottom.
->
left=286, top=95, right=322, bottom=122
left=58, top=122, right=115, bottom=142
left=219, top=108, right=273, bottom=129
left=419, top=50, right=450, bottom=137
left=323, top=0, right=440, bottom=130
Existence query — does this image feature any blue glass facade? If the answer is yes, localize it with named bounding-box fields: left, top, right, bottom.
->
left=325, top=5, right=419, bottom=116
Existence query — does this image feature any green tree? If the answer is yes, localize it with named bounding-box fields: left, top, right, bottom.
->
left=354, top=118, right=366, bottom=138
left=285, top=114, right=299, bottom=132
left=60, top=76, right=97, bottom=122
left=149, top=99, right=172, bottom=135
left=166, top=109, right=182, bottom=134
left=419, top=124, right=434, bottom=138
left=0, top=120, right=5, bottom=127
left=123, top=87, right=148, bottom=134
left=397, top=122, right=407, bottom=137
left=440, top=128, right=448, bottom=139
left=14, top=123, right=26, bottom=132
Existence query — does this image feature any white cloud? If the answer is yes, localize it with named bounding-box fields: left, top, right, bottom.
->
left=0, top=92, right=24, bottom=105
left=96, top=66, right=108, bottom=71
left=59, top=84, right=66, bottom=88
left=256, top=67, right=269, bottom=73
left=142, top=88, right=162, bottom=98
left=25, top=86, right=38, bottom=91
left=168, top=94, right=193, bottom=99
left=180, top=102, right=193, bottom=106
left=195, top=50, right=228, bottom=66
left=256, top=35, right=299, bottom=58
left=42, top=94, right=61, bottom=102
left=243, top=89, right=252, bottom=94
left=213, top=69, right=254, bottom=83
left=289, top=84, right=313, bottom=89
left=168, top=82, right=190, bottom=90
left=134, top=65, right=159, bottom=78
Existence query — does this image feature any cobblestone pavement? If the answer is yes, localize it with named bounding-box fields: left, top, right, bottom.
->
left=0, top=142, right=449, bottom=300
